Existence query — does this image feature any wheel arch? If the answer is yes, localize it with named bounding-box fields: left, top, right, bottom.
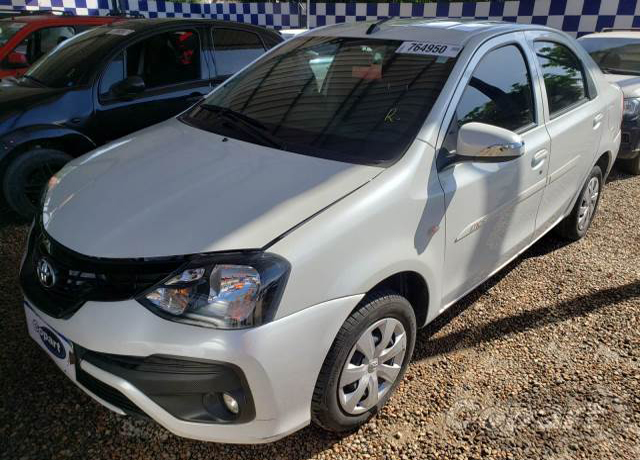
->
left=0, top=125, right=96, bottom=173
left=364, top=271, right=430, bottom=328
left=595, top=150, right=613, bottom=179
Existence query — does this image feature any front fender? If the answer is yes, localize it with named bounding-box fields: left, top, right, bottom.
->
left=0, top=124, right=96, bottom=165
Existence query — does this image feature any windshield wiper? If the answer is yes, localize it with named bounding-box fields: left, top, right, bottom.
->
left=199, top=104, right=287, bottom=151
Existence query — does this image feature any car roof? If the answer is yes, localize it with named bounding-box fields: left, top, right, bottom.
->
left=102, top=17, right=276, bottom=34
left=579, top=30, right=640, bottom=39
left=0, top=14, right=117, bottom=24
left=305, top=18, right=560, bottom=46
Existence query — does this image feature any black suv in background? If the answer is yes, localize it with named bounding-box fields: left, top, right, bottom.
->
left=0, top=18, right=282, bottom=218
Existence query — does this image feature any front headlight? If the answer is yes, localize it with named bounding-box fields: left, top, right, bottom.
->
left=623, top=97, right=640, bottom=119
left=138, top=252, right=290, bottom=329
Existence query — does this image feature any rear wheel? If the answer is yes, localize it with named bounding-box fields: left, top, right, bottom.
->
left=311, top=290, right=416, bottom=432
left=2, top=148, right=71, bottom=220
left=555, top=165, right=603, bottom=241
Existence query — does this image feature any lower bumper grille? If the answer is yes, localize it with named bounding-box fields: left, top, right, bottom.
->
left=76, top=365, right=148, bottom=419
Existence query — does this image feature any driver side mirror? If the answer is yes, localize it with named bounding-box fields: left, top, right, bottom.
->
left=110, top=76, right=146, bottom=99
left=456, top=122, right=525, bottom=162
left=5, top=51, right=29, bottom=69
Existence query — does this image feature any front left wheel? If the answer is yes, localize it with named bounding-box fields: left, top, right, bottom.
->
left=311, top=290, right=416, bottom=433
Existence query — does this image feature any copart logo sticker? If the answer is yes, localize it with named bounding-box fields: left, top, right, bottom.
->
left=33, top=320, right=66, bottom=360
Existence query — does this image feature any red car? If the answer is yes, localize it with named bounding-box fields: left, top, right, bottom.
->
left=0, top=13, right=121, bottom=79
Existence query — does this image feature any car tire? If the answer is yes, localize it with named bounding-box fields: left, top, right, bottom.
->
left=2, top=148, right=71, bottom=220
left=311, top=290, right=416, bottom=433
left=621, top=156, right=640, bottom=175
left=555, top=165, right=603, bottom=241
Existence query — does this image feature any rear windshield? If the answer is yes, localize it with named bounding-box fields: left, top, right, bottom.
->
left=0, top=21, right=25, bottom=46
left=183, top=36, right=458, bottom=166
left=579, top=36, right=640, bottom=76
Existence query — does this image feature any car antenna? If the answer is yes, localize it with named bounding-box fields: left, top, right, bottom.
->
left=366, top=17, right=391, bottom=35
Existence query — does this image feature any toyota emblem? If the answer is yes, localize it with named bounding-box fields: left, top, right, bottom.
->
left=36, top=258, right=56, bottom=288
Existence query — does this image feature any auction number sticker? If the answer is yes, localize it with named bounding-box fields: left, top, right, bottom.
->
left=396, top=41, right=462, bottom=58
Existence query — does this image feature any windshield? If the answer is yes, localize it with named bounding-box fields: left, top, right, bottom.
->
left=22, top=27, right=114, bottom=88
left=0, top=21, right=25, bottom=47
left=579, top=36, right=640, bottom=75
left=183, top=36, right=458, bottom=166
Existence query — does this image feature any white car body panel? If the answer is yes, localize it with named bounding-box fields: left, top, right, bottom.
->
left=43, top=120, right=381, bottom=258
left=25, top=19, right=623, bottom=443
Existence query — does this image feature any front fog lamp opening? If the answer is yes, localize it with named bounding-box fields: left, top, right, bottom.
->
left=222, top=392, right=240, bottom=415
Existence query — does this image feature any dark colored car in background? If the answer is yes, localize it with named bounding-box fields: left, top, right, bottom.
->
left=0, top=18, right=283, bottom=218
left=0, top=13, right=122, bottom=79
left=579, top=29, right=640, bottom=175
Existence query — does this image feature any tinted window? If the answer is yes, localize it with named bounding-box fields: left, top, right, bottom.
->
left=579, top=36, right=640, bottom=76
left=21, top=28, right=127, bottom=88
left=534, top=41, right=587, bottom=116
left=442, top=45, right=535, bottom=156
left=99, top=29, right=201, bottom=96
left=99, top=52, right=124, bottom=95
left=184, top=36, right=457, bottom=166
left=14, top=26, right=75, bottom=65
left=128, top=29, right=201, bottom=89
left=213, top=28, right=265, bottom=77
left=0, top=21, right=25, bottom=46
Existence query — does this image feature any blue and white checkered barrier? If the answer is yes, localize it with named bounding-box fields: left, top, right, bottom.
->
left=310, top=1, right=640, bottom=36
left=2, top=0, right=640, bottom=35
left=0, top=0, right=303, bottom=28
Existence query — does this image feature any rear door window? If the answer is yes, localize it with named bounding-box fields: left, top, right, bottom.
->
left=534, top=41, right=588, bottom=117
left=212, top=28, right=265, bottom=77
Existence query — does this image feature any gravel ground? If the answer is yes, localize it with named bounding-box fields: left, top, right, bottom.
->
left=1, top=168, right=639, bottom=460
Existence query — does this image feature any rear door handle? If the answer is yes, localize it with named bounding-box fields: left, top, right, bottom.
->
left=593, top=113, right=604, bottom=128
left=532, top=149, right=549, bottom=170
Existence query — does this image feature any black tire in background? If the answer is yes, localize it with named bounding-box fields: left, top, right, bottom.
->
left=555, top=165, right=603, bottom=241
left=621, top=156, right=640, bottom=175
left=2, top=148, right=72, bottom=220
left=311, top=290, right=417, bottom=433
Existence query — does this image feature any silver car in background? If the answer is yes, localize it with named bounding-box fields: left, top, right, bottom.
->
left=20, top=19, right=621, bottom=443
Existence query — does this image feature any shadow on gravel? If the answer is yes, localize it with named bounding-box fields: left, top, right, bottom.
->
left=0, top=204, right=25, bottom=230
left=414, top=280, right=640, bottom=362
left=607, top=167, right=636, bottom=183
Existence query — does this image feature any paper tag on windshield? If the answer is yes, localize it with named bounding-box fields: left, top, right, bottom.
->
left=396, top=41, right=461, bottom=58
left=106, top=29, right=135, bottom=36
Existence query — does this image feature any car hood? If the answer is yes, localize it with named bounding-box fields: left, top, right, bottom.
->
left=0, top=81, right=64, bottom=124
left=43, top=119, right=383, bottom=258
left=603, top=73, right=640, bottom=98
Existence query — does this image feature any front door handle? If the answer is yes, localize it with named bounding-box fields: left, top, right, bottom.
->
left=593, top=113, right=604, bottom=128
left=532, top=149, right=549, bottom=170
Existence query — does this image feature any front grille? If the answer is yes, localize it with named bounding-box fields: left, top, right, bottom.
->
left=76, top=365, right=148, bottom=419
left=20, top=221, right=185, bottom=318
